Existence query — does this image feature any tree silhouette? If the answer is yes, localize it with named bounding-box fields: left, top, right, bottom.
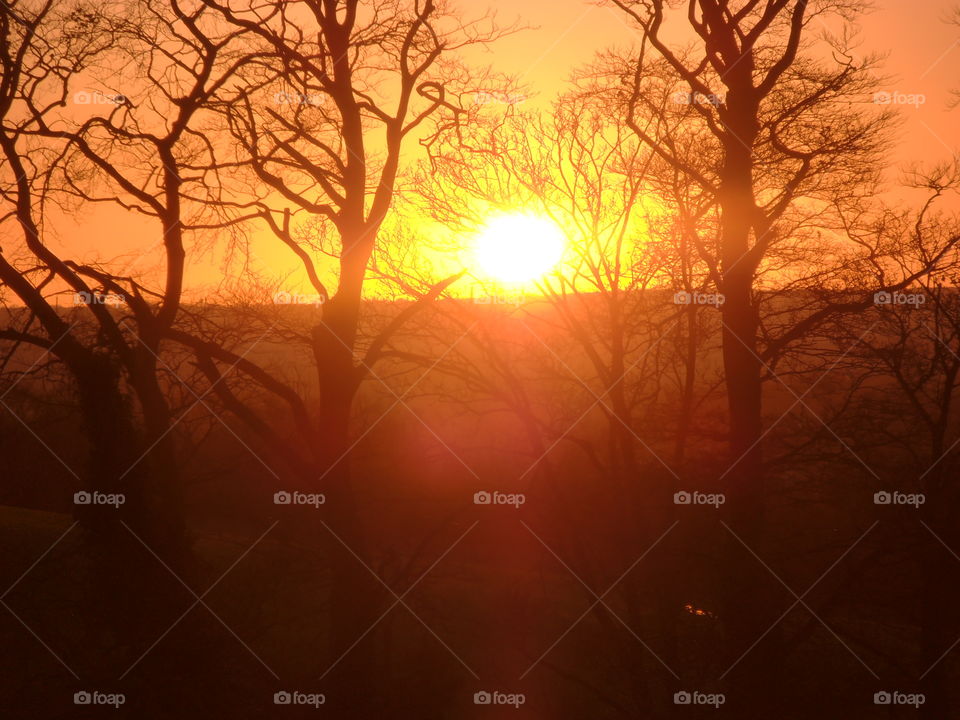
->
left=606, top=1, right=959, bottom=712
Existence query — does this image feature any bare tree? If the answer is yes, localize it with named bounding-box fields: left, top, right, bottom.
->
left=0, top=0, right=155, bottom=545
left=393, top=83, right=730, bottom=710
left=602, top=0, right=960, bottom=711
left=143, top=0, right=514, bottom=710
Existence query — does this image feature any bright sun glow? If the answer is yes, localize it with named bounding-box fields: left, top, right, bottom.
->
left=474, top=214, right=566, bottom=283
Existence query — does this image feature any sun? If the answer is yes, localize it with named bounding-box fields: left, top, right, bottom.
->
left=474, top=213, right=566, bottom=283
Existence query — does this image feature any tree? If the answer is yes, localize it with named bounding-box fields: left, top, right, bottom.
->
left=601, top=0, right=960, bottom=712
left=164, top=0, right=511, bottom=711
left=393, top=83, right=726, bottom=710
left=0, top=0, right=157, bottom=547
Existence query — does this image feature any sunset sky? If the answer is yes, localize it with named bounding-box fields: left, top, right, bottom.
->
left=51, top=0, right=959, bottom=301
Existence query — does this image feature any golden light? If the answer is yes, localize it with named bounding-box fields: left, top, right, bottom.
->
left=474, top=213, right=566, bottom=283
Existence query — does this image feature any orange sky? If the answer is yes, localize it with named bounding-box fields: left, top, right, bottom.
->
left=44, top=0, right=960, bottom=301
left=477, top=0, right=958, bottom=161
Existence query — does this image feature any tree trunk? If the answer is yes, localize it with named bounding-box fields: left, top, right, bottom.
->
left=715, top=98, right=783, bottom=715
left=127, top=347, right=190, bottom=567
left=918, top=460, right=958, bottom=720
left=311, top=243, right=382, bottom=717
